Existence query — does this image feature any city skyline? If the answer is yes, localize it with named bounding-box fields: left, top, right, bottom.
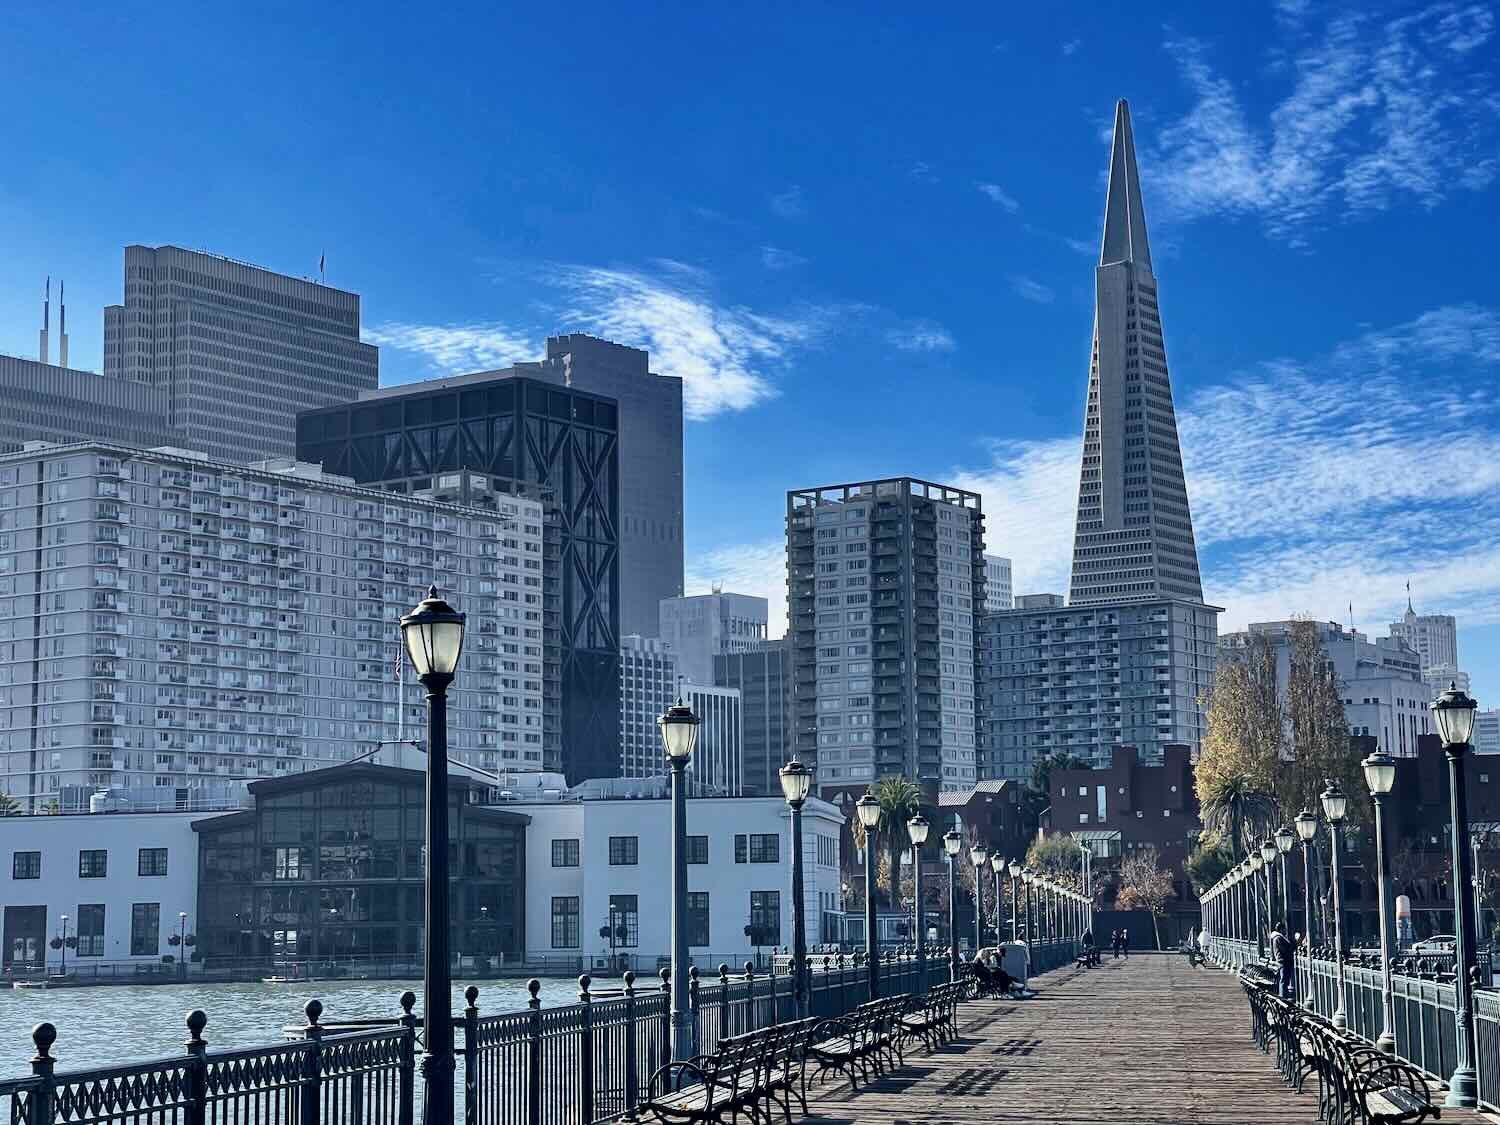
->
left=4, top=4, right=1499, bottom=699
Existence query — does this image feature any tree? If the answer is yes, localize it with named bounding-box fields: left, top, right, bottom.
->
left=870, top=776, right=923, bottom=906
left=0, top=792, right=19, bottom=816
left=1024, top=834, right=1085, bottom=894
left=1116, top=846, right=1176, bottom=950
left=1184, top=832, right=1235, bottom=895
left=1196, top=638, right=1282, bottom=858
left=1281, top=618, right=1365, bottom=829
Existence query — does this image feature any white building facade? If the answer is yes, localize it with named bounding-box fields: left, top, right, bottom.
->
left=983, top=555, right=1013, bottom=613
left=619, top=635, right=678, bottom=779
left=1475, top=709, right=1500, bottom=756
left=659, top=592, right=769, bottom=686
left=0, top=442, right=550, bottom=810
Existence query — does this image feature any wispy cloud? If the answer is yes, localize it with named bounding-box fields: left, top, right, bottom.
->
left=770, top=185, right=807, bottom=219
left=1009, top=275, right=1055, bottom=303
left=887, top=320, right=957, bottom=353
left=363, top=323, right=539, bottom=371
left=949, top=304, right=1500, bottom=631
left=760, top=246, right=808, bottom=271
left=909, top=161, right=939, bottom=184
left=685, top=541, right=789, bottom=636
left=1147, top=4, right=1500, bottom=241
left=1062, top=38, right=1082, bottom=56
left=976, top=183, right=1021, bottom=212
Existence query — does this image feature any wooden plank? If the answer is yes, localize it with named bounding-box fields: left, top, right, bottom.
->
left=799, top=953, right=1500, bottom=1124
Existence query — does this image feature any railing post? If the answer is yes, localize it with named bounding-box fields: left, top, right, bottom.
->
left=718, top=964, right=731, bottom=1039
left=463, top=986, right=479, bottom=1125
left=659, top=968, right=672, bottom=1081
left=622, top=972, right=640, bottom=1122
left=300, top=1000, right=323, bottom=1125
left=398, top=991, right=417, bottom=1125
left=688, top=966, right=700, bottom=1053
left=28, top=1023, right=57, bottom=1125
left=836, top=954, right=847, bottom=1015
left=579, top=976, right=595, bottom=1125
left=744, top=962, right=756, bottom=1034
left=184, top=1009, right=208, bottom=1125
left=526, top=979, right=542, bottom=1125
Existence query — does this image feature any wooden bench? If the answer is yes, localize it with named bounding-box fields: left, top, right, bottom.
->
left=642, top=1019, right=815, bottom=1125
left=804, top=995, right=908, bottom=1092
left=897, top=981, right=965, bottom=1053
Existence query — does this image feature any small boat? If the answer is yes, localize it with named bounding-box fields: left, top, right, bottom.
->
left=13, top=979, right=51, bottom=989
left=261, top=975, right=312, bottom=984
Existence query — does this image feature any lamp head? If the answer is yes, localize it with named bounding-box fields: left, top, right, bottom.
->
left=778, top=758, right=813, bottom=806
left=969, top=842, right=989, bottom=868
left=399, top=586, right=466, bottom=679
left=1260, top=838, right=1277, bottom=865
left=942, top=829, right=962, bottom=857
left=1274, top=825, right=1295, bottom=854
left=854, top=792, right=881, bottom=830
left=906, top=813, right=930, bottom=847
left=1008, top=859, right=1021, bottom=878
left=990, top=852, right=1005, bottom=873
left=657, top=701, right=701, bottom=762
left=1362, top=751, right=1397, bottom=796
left=1294, top=809, right=1318, bottom=842
left=1320, top=779, right=1348, bottom=824
left=1250, top=852, right=1263, bottom=872
left=1022, top=869, right=1034, bottom=884
left=1431, top=682, right=1478, bottom=746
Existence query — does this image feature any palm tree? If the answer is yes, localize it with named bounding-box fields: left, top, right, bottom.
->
left=1199, top=772, right=1278, bottom=859
left=871, top=776, right=923, bottom=906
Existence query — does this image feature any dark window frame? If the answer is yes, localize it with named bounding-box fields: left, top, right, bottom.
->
left=76, top=904, right=106, bottom=957
left=551, top=839, right=580, bottom=868
left=12, top=851, right=40, bottom=880
left=686, top=835, right=709, bottom=865
left=130, top=902, right=160, bottom=956
left=608, top=836, right=639, bottom=866
left=79, top=849, right=108, bottom=879
left=686, top=891, right=710, bottom=947
left=749, top=891, right=781, bottom=945
left=608, top=894, right=640, bottom=947
left=550, top=896, right=580, bottom=949
left=138, top=848, right=169, bottom=877
left=748, top=834, right=779, bottom=863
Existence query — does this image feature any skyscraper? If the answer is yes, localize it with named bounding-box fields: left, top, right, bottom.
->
left=1069, top=101, right=1203, bottom=607
left=787, top=478, right=983, bottom=797
left=659, top=591, right=769, bottom=685
left=105, top=246, right=378, bottom=464
left=983, top=555, right=1013, bottom=613
left=715, top=640, right=791, bottom=797
left=1388, top=595, right=1464, bottom=699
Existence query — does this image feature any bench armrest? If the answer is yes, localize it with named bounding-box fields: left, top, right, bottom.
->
left=645, top=1061, right=709, bottom=1098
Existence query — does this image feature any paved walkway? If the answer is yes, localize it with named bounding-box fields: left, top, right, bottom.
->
left=802, top=952, right=1499, bottom=1124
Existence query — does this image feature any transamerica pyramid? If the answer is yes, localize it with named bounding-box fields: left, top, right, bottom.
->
left=1068, top=99, right=1204, bottom=606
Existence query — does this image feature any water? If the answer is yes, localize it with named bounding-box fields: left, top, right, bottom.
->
left=0, top=976, right=624, bottom=1080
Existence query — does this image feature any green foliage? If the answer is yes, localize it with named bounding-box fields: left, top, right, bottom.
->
left=1184, top=834, right=1235, bottom=894
left=0, top=792, right=19, bottom=816
left=1024, top=834, right=1085, bottom=893
left=871, top=776, right=924, bottom=906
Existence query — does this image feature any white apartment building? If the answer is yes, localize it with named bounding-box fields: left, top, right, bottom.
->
left=659, top=592, right=769, bottom=685
left=619, top=635, right=677, bottom=779
left=1475, top=710, right=1500, bottom=755
left=983, top=555, right=1013, bottom=613
left=0, top=442, right=551, bottom=811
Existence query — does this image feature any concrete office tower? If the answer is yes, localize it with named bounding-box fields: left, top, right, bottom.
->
left=715, top=640, right=791, bottom=797
left=682, top=682, right=743, bottom=796
left=103, top=246, right=378, bottom=464
left=659, top=591, right=769, bottom=685
left=619, top=635, right=677, bottom=779
left=0, top=355, right=179, bottom=453
left=787, top=478, right=984, bottom=797
left=297, top=377, right=619, bottom=783
left=1220, top=621, right=1431, bottom=756
left=537, top=336, right=683, bottom=639
left=0, top=442, right=550, bottom=812
left=983, top=555, right=1013, bottom=613
left=1388, top=595, right=1464, bottom=699
left=1475, top=710, right=1500, bottom=755
left=1069, top=101, right=1203, bottom=607
left=979, top=600, right=1218, bottom=780
left=1014, top=593, right=1065, bottom=610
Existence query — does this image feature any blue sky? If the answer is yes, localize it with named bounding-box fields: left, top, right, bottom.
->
left=4, top=2, right=1500, bottom=699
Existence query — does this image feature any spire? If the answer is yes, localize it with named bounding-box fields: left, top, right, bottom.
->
left=39, top=276, right=50, bottom=366
left=1100, top=99, right=1152, bottom=272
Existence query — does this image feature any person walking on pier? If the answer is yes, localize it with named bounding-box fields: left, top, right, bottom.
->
left=1270, top=921, right=1295, bottom=1000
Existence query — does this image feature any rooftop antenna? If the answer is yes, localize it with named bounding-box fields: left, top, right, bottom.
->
left=58, top=280, right=68, bottom=369
left=39, top=277, right=49, bottom=365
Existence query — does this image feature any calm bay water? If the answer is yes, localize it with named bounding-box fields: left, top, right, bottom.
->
left=0, top=976, right=616, bottom=1080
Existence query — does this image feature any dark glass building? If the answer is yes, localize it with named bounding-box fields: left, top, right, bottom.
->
left=296, top=377, right=621, bottom=782
left=193, top=763, right=528, bottom=966
left=714, top=641, right=790, bottom=796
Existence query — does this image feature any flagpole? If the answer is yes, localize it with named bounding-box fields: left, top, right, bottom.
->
left=397, top=648, right=405, bottom=747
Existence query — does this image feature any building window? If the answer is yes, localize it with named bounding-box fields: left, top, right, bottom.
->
left=273, top=846, right=307, bottom=881
left=138, top=848, right=169, bottom=876
left=748, top=891, right=781, bottom=946
left=687, top=836, right=709, bottom=865
left=608, top=895, right=639, bottom=947
left=552, top=839, right=580, bottom=867
left=76, top=904, right=105, bottom=957
left=740, top=834, right=779, bottom=863
left=551, top=897, right=580, bottom=949
left=130, top=903, right=160, bottom=956
left=608, top=837, right=639, bottom=866
left=686, top=891, right=710, bottom=947
left=79, top=850, right=108, bottom=878
left=12, top=851, right=40, bottom=879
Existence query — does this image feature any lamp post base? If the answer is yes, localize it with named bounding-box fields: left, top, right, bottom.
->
left=1332, top=1008, right=1347, bottom=1030
left=1445, top=1066, right=1479, bottom=1109
left=1375, top=1031, right=1395, bottom=1055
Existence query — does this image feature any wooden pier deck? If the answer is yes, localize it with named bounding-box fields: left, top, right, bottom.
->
left=802, top=952, right=1499, bottom=1124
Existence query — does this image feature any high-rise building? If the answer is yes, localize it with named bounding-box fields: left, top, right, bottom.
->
left=1014, top=593, right=1065, bottom=610
left=296, top=376, right=619, bottom=783
left=979, top=600, right=1218, bottom=779
left=1220, top=620, right=1430, bottom=756
left=1069, top=101, right=1203, bottom=608
left=427, top=336, right=683, bottom=640
left=787, top=478, right=984, bottom=796
left=619, top=635, right=677, bottom=779
left=681, top=682, right=743, bottom=796
left=1475, top=710, right=1500, bottom=756
left=0, top=355, right=179, bottom=454
left=1388, top=596, right=1464, bottom=700
left=104, top=246, right=379, bottom=463
left=978, top=99, right=1221, bottom=782
left=983, top=555, right=1013, bottom=613
left=715, top=640, right=791, bottom=796
left=0, top=442, right=550, bottom=811
left=659, top=592, right=769, bottom=686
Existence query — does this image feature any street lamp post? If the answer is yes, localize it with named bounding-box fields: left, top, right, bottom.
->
left=59, top=915, right=68, bottom=976
left=907, top=814, right=930, bottom=995
left=659, top=701, right=701, bottom=1063
left=1363, top=751, right=1398, bottom=1054
left=779, top=759, right=813, bottom=1018
left=1022, top=869, right=1035, bottom=948
left=399, top=586, right=466, bottom=1125
left=943, top=830, right=962, bottom=980
left=178, top=912, right=189, bottom=981
left=1260, top=838, right=1278, bottom=940
left=990, top=854, right=1005, bottom=946
left=969, top=843, right=989, bottom=953
left=1433, top=683, right=1481, bottom=1108
left=1274, top=826, right=1294, bottom=931
left=856, top=794, right=882, bottom=997
left=1250, top=853, right=1265, bottom=960
left=1321, top=779, right=1350, bottom=1031
left=1008, top=860, right=1021, bottom=942
left=1295, top=809, right=1318, bottom=1000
